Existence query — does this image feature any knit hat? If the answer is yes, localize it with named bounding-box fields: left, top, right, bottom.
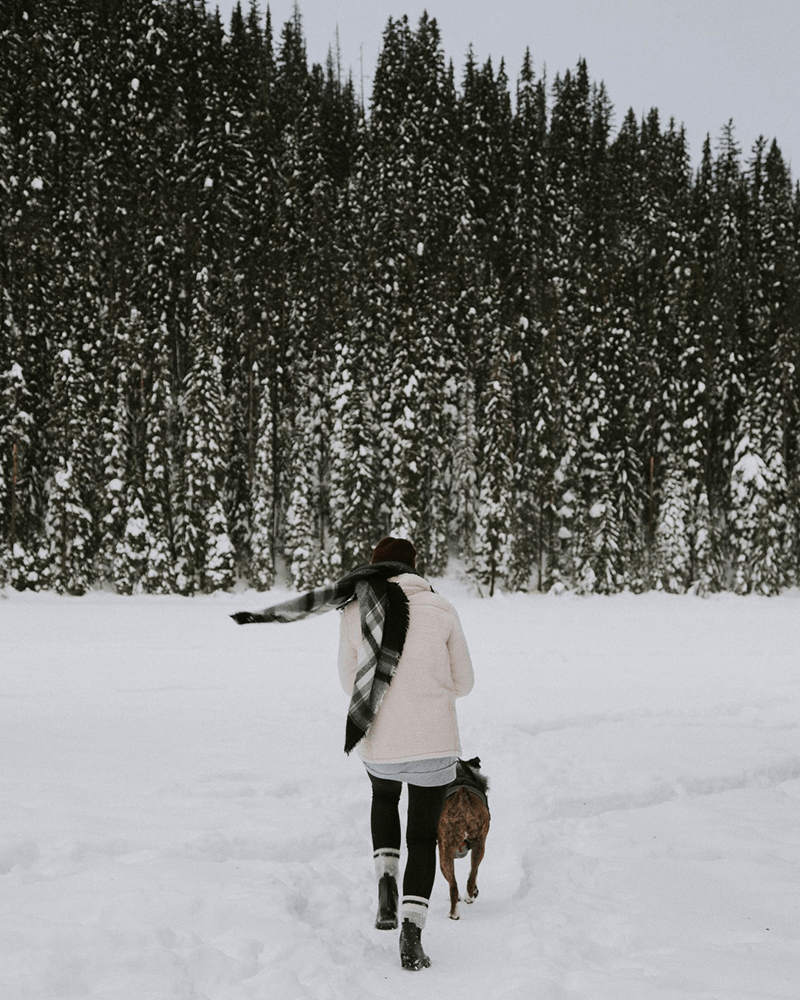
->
left=370, top=536, right=417, bottom=568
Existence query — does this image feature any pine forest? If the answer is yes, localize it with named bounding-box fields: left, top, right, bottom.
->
left=1, top=0, right=799, bottom=597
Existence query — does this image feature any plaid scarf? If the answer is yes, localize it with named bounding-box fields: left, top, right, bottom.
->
left=231, top=561, right=419, bottom=753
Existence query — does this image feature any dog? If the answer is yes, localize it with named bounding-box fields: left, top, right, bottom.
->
left=437, top=757, right=490, bottom=920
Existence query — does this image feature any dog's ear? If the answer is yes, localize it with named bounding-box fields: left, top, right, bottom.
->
left=465, top=756, right=481, bottom=769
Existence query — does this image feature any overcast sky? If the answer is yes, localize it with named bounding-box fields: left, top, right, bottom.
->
left=213, top=0, right=798, bottom=177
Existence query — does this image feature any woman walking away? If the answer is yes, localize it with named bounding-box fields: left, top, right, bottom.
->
left=339, top=537, right=474, bottom=969
left=231, top=536, right=474, bottom=971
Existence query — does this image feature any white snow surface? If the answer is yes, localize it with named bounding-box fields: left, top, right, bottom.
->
left=2, top=582, right=800, bottom=1000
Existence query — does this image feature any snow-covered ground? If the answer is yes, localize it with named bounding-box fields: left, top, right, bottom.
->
left=2, top=581, right=799, bottom=1000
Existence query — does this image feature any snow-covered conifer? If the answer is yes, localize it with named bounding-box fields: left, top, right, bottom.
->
left=472, top=306, right=515, bottom=595
left=327, top=335, right=381, bottom=574
left=42, top=347, right=96, bottom=594
left=249, top=373, right=278, bottom=590
left=174, top=273, right=235, bottom=593
left=728, top=400, right=792, bottom=595
left=651, top=465, right=692, bottom=592
left=0, top=356, right=34, bottom=587
left=139, top=327, right=178, bottom=594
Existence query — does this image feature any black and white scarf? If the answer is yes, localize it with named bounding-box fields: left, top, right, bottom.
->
left=231, top=561, right=419, bottom=753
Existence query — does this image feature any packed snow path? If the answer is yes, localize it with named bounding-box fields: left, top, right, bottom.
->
left=2, top=585, right=799, bottom=1000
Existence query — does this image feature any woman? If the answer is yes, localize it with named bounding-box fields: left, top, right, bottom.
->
left=338, top=537, right=474, bottom=970
left=231, top=535, right=474, bottom=971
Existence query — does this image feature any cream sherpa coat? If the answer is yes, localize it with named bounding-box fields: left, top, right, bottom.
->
left=337, top=573, right=474, bottom=763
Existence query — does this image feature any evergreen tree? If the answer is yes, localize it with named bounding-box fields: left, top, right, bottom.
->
left=0, top=352, right=34, bottom=586
left=42, top=344, right=96, bottom=594
left=100, top=360, right=140, bottom=591
left=249, top=371, right=278, bottom=589
left=726, top=138, right=797, bottom=593
left=727, top=401, right=789, bottom=594
left=457, top=52, right=526, bottom=590
left=326, top=310, right=382, bottom=573
left=651, top=464, right=693, bottom=592
left=472, top=291, right=516, bottom=594
left=365, top=13, right=460, bottom=575
left=274, top=12, right=341, bottom=588
left=1, top=1, right=62, bottom=587
left=508, top=50, right=553, bottom=589
left=704, top=124, right=750, bottom=584
left=141, top=323, right=178, bottom=594
left=226, top=0, right=280, bottom=572
left=174, top=269, right=235, bottom=593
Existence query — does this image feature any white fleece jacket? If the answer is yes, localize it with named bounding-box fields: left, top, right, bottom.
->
left=337, top=573, right=474, bottom=764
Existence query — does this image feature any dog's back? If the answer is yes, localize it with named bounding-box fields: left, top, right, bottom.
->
left=441, top=786, right=488, bottom=843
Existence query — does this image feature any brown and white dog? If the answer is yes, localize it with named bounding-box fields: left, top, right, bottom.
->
left=437, top=757, right=490, bottom=920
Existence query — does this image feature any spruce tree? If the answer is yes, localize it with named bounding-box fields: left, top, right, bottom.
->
left=508, top=50, right=553, bottom=589
left=273, top=12, right=339, bottom=588
left=728, top=396, right=790, bottom=594
left=42, top=344, right=96, bottom=594
left=326, top=216, right=383, bottom=574
left=226, top=0, right=280, bottom=573
left=0, top=352, right=34, bottom=587
left=726, top=138, right=796, bottom=593
left=458, top=53, right=525, bottom=589
left=141, top=323, right=178, bottom=594
left=707, top=124, right=750, bottom=584
left=1, top=1, right=63, bottom=587
left=365, top=14, right=460, bottom=574
left=249, top=370, right=278, bottom=589
left=472, top=289, right=516, bottom=594
left=174, top=269, right=235, bottom=593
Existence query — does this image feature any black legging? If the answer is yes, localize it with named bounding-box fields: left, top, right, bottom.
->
left=368, top=773, right=447, bottom=900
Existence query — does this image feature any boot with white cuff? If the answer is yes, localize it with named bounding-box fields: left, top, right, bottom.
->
left=399, top=897, right=431, bottom=970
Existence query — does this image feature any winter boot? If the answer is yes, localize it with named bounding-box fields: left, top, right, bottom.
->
left=375, top=873, right=398, bottom=930
left=373, top=849, right=400, bottom=930
left=399, top=918, right=431, bottom=971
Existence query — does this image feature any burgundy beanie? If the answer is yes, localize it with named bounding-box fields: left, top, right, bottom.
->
left=370, top=536, right=417, bottom=568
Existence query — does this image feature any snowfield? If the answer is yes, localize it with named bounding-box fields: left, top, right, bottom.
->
left=2, top=582, right=800, bottom=1000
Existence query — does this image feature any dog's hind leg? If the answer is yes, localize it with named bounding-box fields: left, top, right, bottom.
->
left=465, top=834, right=486, bottom=904
left=438, top=840, right=461, bottom=920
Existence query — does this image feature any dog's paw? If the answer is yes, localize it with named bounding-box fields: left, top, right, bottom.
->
left=449, top=910, right=460, bottom=920
left=465, top=887, right=479, bottom=903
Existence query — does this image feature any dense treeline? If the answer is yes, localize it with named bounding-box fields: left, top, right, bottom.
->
left=1, top=0, right=799, bottom=596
